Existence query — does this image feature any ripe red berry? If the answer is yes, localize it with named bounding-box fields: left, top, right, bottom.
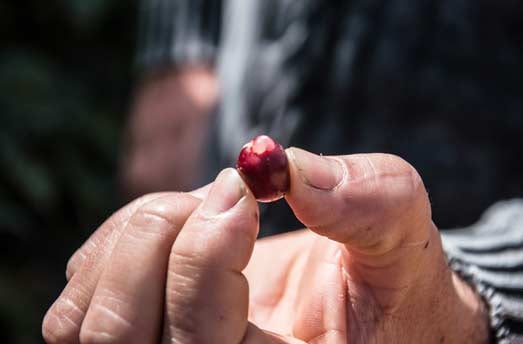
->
left=236, top=135, right=290, bottom=202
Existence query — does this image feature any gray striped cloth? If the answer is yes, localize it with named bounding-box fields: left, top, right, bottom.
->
left=443, top=200, right=523, bottom=343
left=137, top=1, right=523, bottom=341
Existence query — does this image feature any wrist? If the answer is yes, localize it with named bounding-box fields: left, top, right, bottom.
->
left=435, top=269, right=491, bottom=343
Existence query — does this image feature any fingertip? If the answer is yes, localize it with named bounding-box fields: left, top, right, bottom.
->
left=200, top=168, right=251, bottom=216
left=286, top=147, right=345, bottom=192
left=172, top=168, right=259, bottom=273
left=284, top=148, right=348, bottom=230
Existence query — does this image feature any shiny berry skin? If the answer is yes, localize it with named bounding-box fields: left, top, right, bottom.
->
left=236, top=135, right=290, bottom=202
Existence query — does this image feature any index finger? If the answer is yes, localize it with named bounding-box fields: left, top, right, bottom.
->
left=66, top=185, right=211, bottom=281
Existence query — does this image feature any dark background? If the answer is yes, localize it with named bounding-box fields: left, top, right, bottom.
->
left=0, top=1, right=137, bottom=342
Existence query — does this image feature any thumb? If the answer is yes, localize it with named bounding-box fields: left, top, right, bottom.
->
left=285, top=148, right=443, bottom=311
left=285, top=149, right=490, bottom=341
left=285, top=148, right=432, bottom=256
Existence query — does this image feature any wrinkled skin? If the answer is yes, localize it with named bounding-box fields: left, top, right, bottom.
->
left=43, top=148, right=489, bottom=343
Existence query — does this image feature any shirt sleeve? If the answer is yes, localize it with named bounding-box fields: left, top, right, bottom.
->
left=136, top=0, right=222, bottom=71
left=441, top=199, right=523, bottom=343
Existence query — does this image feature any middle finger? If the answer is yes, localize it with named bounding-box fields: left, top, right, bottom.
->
left=79, top=194, right=200, bottom=343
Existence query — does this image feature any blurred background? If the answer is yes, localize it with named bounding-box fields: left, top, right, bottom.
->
left=1, top=1, right=523, bottom=343
left=0, top=1, right=137, bottom=342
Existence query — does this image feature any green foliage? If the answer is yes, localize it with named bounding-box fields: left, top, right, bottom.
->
left=0, top=1, right=138, bottom=342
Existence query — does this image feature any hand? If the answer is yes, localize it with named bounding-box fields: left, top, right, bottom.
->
left=43, top=149, right=489, bottom=343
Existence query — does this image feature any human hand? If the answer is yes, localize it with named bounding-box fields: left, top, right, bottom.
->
left=244, top=149, right=490, bottom=343
left=43, top=149, right=489, bottom=343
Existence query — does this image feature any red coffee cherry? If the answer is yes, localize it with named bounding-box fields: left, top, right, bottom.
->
left=236, top=135, right=290, bottom=202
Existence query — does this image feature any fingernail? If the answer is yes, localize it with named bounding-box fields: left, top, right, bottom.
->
left=287, top=148, right=344, bottom=190
left=201, top=169, right=246, bottom=216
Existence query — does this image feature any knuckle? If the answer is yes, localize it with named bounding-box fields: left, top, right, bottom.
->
left=65, top=259, right=76, bottom=282
left=79, top=293, right=133, bottom=343
left=42, top=302, right=82, bottom=344
left=42, top=313, right=68, bottom=344
left=65, top=251, right=83, bottom=281
left=128, top=200, right=181, bottom=238
left=133, top=192, right=162, bottom=206
left=65, top=232, right=102, bottom=282
left=407, top=161, right=424, bottom=188
left=91, top=288, right=133, bottom=326
left=42, top=320, right=74, bottom=343
left=127, top=192, right=172, bottom=215
left=386, top=154, right=423, bottom=185
left=379, top=153, right=425, bottom=197
left=79, top=327, right=117, bottom=344
left=42, top=283, right=97, bottom=343
left=128, top=193, right=198, bottom=239
left=384, top=153, right=422, bottom=180
left=127, top=193, right=161, bottom=214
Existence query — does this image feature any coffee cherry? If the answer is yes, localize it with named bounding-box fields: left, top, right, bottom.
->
left=236, top=135, right=290, bottom=202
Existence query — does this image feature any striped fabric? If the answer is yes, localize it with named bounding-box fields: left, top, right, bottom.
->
left=443, top=200, right=523, bottom=343
left=137, top=1, right=523, bottom=341
left=137, top=0, right=222, bottom=69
